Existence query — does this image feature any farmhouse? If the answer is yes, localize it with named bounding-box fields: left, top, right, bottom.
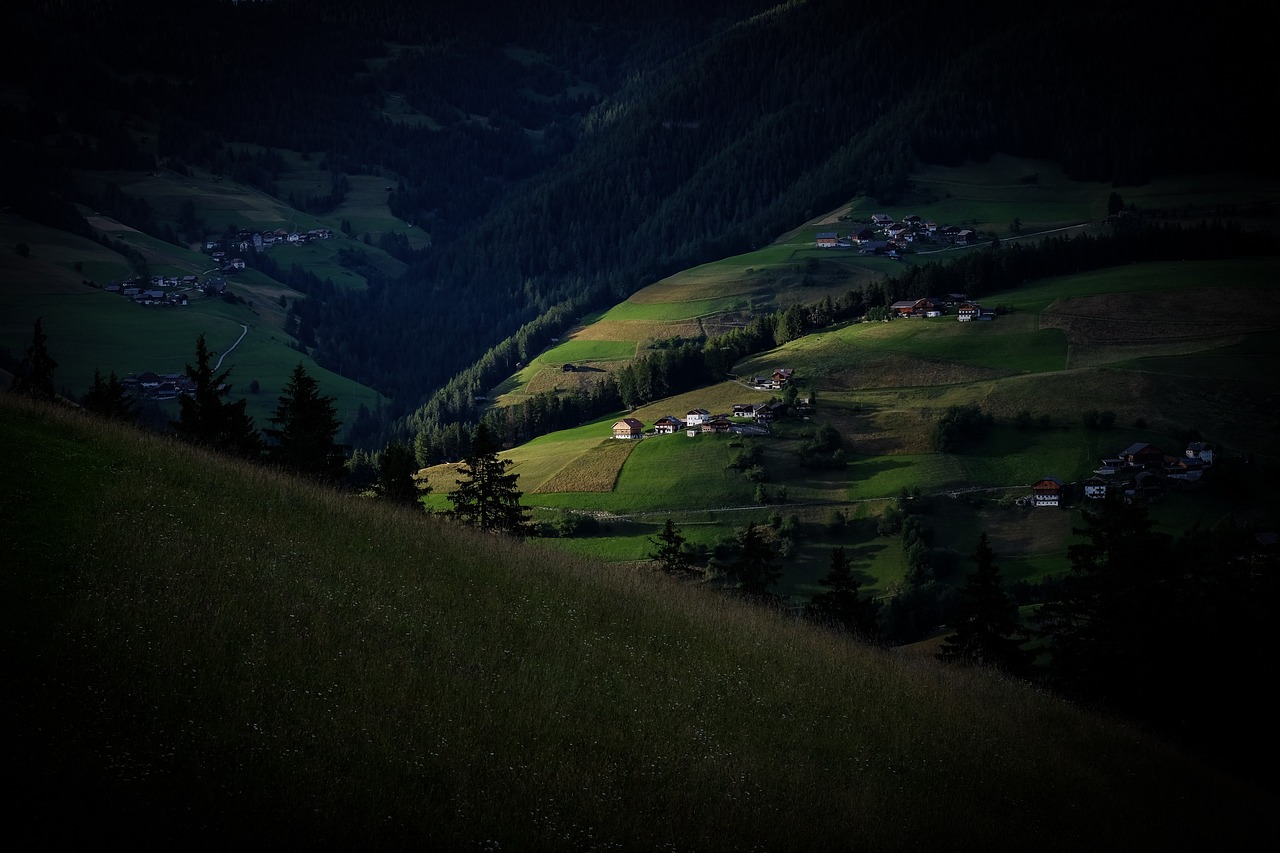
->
left=1083, top=476, right=1110, bottom=500
left=891, top=297, right=944, bottom=318
left=1119, top=442, right=1164, bottom=469
left=611, top=418, right=644, bottom=440
left=1031, top=476, right=1067, bottom=507
left=816, top=232, right=839, bottom=248
left=653, top=416, right=683, bottom=435
left=701, top=417, right=733, bottom=435
left=956, top=302, right=984, bottom=321
left=1186, top=441, right=1214, bottom=466
left=871, top=213, right=894, bottom=227
left=685, top=408, right=711, bottom=426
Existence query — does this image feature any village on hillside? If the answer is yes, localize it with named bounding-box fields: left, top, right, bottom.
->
left=1025, top=440, right=1215, bottom=508
left=99, top=226, right=334, bottom=308
left=610, top=368, right=804, bottom=439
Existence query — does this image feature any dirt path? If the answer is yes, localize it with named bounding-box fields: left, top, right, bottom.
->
left=214, top=324, right=249, bottom=371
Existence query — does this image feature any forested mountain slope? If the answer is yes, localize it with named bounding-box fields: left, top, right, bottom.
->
left=4, top=0, right=1276, bottom=437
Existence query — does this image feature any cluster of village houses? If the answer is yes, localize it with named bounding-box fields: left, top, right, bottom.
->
left=610, top=369, right=797, bottom=439
left=203, top=227, right=333, bottom=266
left=1027, top=441, right=1215, bottom=508
left=816, top=212, right=979, bottom=259
left=117, top=371, right=198, bottom=401
left=101, top=227, right=333, bottom=307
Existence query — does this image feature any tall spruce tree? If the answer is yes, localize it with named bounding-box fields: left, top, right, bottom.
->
left=648, top=518, right=698, bottom=577
left=172, top=334, right=261, bottom=458
left=10, top=317, right=58, bottom=402
left=808, top=546, right=881, bottom=642
left=447, top=423, right=529, bottom=536
left=82, top=369, right=137, bottom=421
left=938, top=532, right=1030, bottom=674
left=378, top=440, right=426, bottom=505
left=1034, top=495, right=1174, bottom=709
left=726, top=522, right=780, bottom=599
left=265, top=363, right=346, bottom=481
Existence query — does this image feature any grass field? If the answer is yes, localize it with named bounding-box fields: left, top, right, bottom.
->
left=8, top=394, right=1273, bottom=851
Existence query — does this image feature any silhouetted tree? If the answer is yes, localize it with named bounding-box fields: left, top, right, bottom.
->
left=648, top=518, right=699, bottom=577
left=938, top=532, right=1031, bottom=674
left=10, top=318, right=58, bottom=402
left=726, top=522, right=780, bottom=599
left=378, top=440, right=425, bottom=505
left=264, top=363, right=346, bottom=480
left=81, top=369, right=137, bottom=421
left=1034, top=495, right=1172, bottom=707
left=172, top=334, right=261, bottom=458
left=447, top=423, right=529, bottom=536
left=807, top=546, right=881, bottom=642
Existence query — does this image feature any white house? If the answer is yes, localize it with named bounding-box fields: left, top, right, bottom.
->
left=685, top=408, right=711, bottom=426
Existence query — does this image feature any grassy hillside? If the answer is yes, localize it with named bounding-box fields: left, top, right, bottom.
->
left=4, top=392, right=1275, bottom=850
left=466, top=156, right=1280, bottom=594
left=0, top=168, right=394, bottom=428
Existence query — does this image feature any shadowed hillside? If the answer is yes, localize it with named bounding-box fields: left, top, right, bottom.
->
left=3, top=391, right=1276, bottom=850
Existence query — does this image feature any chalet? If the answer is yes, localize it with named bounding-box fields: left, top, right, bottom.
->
left=956, top=229, right=976, bottom=244
left=871, top=213, right=895, bottom=227
left=751, top=403, right=775, bottom=423
left=685, top=408, right=711, bottom=426
left=771, top=368, right=795, bottom=386
left=851, top=226, right=876, bottom=243
left=1031, top=476, right=1067, bottom=507
left=957, top=302, right=983, bottom=321
left=924, top=221, right=939, bottom=234
left=892, top=297, right=944, bottom=318
left=732, top=404, right=755, bottom=417
left=1083, top=476, right=1110, bottom=500
left=701, top=417, right=733, bottom=434
left=903, top=214, right=921, bottom=225
left=1119, top=442, right=1164, bottom=469
left=886, top=223, right=911, bottom=240
left=816, top=232, right=839, bottom=248
left=611, top=418, right=645, bottom=440
left=653, top=416, right=683, bottom=435
left=1186, top=441, right=1214, bottom=466
left=1165, top=457, right=1204, bottom=482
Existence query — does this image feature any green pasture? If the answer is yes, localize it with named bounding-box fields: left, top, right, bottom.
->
left=1114, top=332, right=1280, bottom=381
left=538, top=338, right=638, bottom=363
left=530, top=432, right=759, bottom=513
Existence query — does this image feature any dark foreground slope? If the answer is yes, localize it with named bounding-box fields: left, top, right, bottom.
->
left=3, top=393, right=1275, bottom=851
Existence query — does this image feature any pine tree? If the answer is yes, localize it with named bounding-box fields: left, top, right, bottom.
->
left=1034, top=495, right=1174, bottom=707
left=10, top=317, right=58, bottom=402
left=648, top=518, right=698, bottom=577
left=82, top=369, right=137, bottom=421
left=172, top=334, right=261, bottom=458
left=447, top=423, right=529, bottom=536
left=808, top=546, right=881, bottom=642
left=378, top=440, right=426, bottom=506
left=938, top=532, right=1030, bottom=674
left=264, top=363, right=346, bottom=480
left=726, top=522, right=780, bottom=599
